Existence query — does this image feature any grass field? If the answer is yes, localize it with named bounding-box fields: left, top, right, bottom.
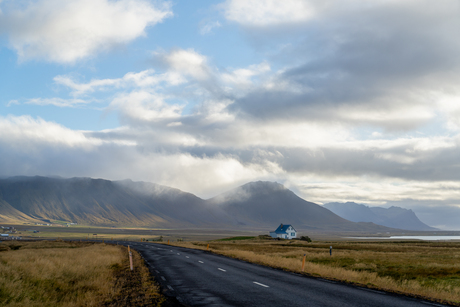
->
left=0, top=240, right=164, bottom=307
left=3, top=223, right=259, bottom=242
left=3, top=224, right=460, bottom=304
left=216, top=236, right=256, bottom=241
left=166, top=237, right=460, bottom=305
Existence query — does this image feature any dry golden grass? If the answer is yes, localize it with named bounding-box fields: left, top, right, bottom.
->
left=0, top=241, right=164, bottom=307
left=166, top=239, right=460, bottom=305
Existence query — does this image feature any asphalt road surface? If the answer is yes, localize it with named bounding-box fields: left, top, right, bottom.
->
left=116, top=241, right=448, bottom=307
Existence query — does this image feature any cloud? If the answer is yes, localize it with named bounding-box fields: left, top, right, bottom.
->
left=221, top=62, right=270, bottom=91
left=110, top=90, right=184, bottom=122
left=23, top=97, right=92, bottom=108
left=437, top=94, right=460, bottom=131
left=0, top=0, right=173, bottom=63
left=156, top=48, right=211, bottom=81
left=222, top=0, right=460, bottom=132
left=0, top=115, right=101, bottom=148
left=0, top=115, right=278, bottom=198
left=223, top=0, right=315, bottom=26
left=199, top=21, right=221, bottom=35
left=54, top=70, right=185, bottom=96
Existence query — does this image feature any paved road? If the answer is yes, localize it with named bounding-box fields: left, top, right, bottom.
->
left=114, top=241, right=448, bottom=307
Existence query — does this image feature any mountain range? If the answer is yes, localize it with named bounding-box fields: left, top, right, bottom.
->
left=0, top=176, right=431, bottom=231
left=323, top=202, right=436, bottom=231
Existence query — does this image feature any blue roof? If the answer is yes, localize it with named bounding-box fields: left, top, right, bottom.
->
left=273, top=224, right=296, bottom=234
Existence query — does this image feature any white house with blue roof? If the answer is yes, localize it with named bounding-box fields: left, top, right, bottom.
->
left=269, top=224, right=297, bottom=239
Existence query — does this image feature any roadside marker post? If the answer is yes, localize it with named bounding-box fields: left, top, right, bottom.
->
left=330, top=246, right=332, bottom=256
left=301, top=254, right=306, bottom=271
left=129, top=251, right=133, bottom=271
left=128, top=245, right=133, bottom=271
left=168, top=240, right=170, bottom=245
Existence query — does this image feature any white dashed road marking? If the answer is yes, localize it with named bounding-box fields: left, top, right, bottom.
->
left=161, top=276, right=166, bottom=281
left=167, top=285, right=173, bottom=290
left=186, top=256, right=189, bottom=258
left=199, top=261, right=204, bottom=263
left=218, top=268, right=226, bottom=272
left=253, top=282, right=269, bottom=288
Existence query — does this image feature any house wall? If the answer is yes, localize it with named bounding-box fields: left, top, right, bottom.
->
left=286, top=226, right=296, bottom=239
left=269, top=227, right=297, bottom=239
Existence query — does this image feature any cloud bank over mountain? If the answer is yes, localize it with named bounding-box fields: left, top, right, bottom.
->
left=1, top=1, right=460, bottom=229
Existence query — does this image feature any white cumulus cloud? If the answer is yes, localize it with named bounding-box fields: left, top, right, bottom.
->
left=110, top=90, right=184, bottom=122
left=0, top=115, right=100, bottom=148
left=0, top=0, right=173, bottom=63
left=223, top=0, right=315, bottom=26
left=160, top=48, right=211, bottom=80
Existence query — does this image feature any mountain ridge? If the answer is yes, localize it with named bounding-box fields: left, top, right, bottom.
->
left=323, top=202, right=436, bottom=231
left=0, top=176, right=408, bottom=232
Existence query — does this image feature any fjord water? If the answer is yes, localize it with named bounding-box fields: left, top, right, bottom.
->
left=347, top=236, right=460, bottom=240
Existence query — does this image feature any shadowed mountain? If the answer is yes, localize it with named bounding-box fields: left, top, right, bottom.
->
left=0, top=176, right=226, bottom=227
left=207, top=181, right=395, bottom=231
left=0, top=176, right=398, bottom=232
left=0, top=199, right=43, bottom=224
left=323, top=202, right=436, bottom=231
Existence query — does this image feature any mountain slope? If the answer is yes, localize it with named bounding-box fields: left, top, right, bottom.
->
left=323, top=202, right=436, bottom=231
left=0, top=199, right=42, bottom=223
left=0, top=176, right=400, bottom=232
left=0, top=176, right=225, bottom=227
left=207, top=181, right=393, bottom=231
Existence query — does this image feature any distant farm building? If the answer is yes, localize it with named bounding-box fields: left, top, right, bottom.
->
left=269, top=224, right=297, bottom=239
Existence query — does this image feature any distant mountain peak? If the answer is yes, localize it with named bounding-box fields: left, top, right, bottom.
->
left=240, top=181, right=286, bottom=191
left=323, top=202, right=436, bottom=231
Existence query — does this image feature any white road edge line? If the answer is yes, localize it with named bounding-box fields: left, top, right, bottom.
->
left=253, top=282, right=269, bottom=288
left=218, top=268, right=226, bottom=272
left=199, top=261, right=204, bottom=263
left=358, top=287, right=386, bottom=295
left=421, top=302, right=447, bottom=307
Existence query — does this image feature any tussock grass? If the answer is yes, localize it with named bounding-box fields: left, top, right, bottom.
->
left=216, top=236, right=255, bottom=241
left=167, top=240, right=460, bottom=305
left=0, top=241, right=163, bottom=307
left=104, top=246, right=164, bottom=307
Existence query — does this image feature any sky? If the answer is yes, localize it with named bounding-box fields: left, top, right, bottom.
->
left=1, top=0, right=460, bottom=230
